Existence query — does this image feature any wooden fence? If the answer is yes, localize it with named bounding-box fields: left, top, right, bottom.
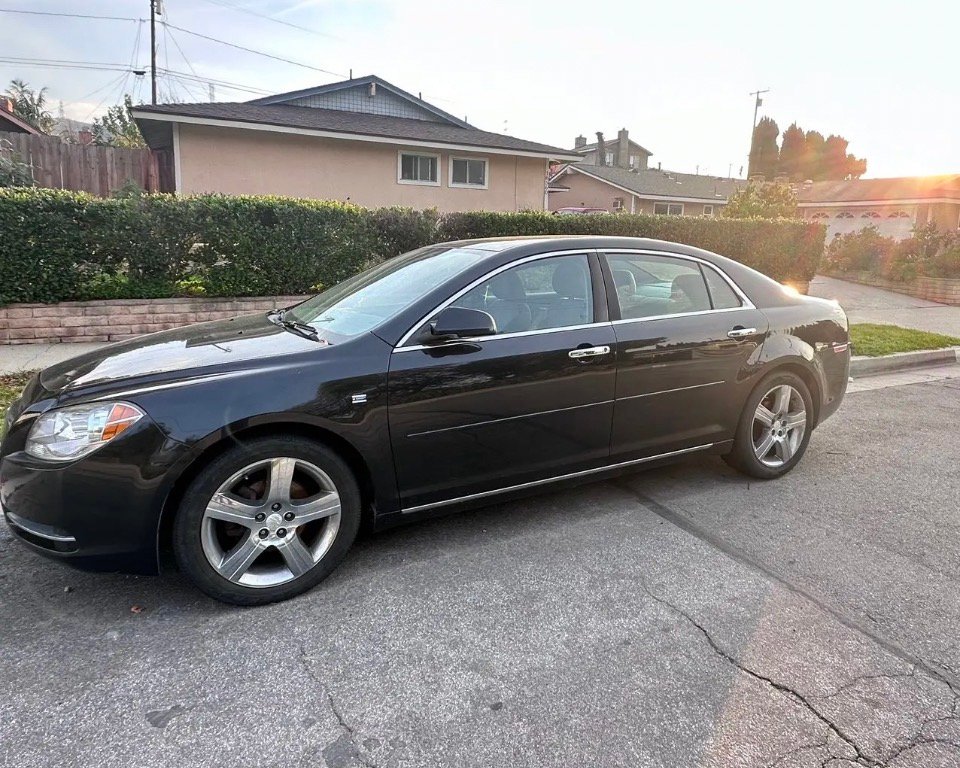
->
left=0, top=131, right=173, bottom=195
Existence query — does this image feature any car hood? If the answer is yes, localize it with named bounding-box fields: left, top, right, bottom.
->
left=40, top=313, right=327, bottom=394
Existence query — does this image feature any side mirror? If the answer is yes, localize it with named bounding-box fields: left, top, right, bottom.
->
left=429, top=306, right=497, bottom=340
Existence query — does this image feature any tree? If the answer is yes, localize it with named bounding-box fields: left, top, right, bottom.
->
left=776, top=122, right=866, bottom=181
left=777, top=123, right=806, bottom=180
left=4, top=79, right=54, bottom=133
left=721, top=181, right=797, bottom=219
left=822, top=134, right=867, bottom=179
left=91, top=95, right=146, bottom=148
left=748, top=117, right=779, bottom=179
left=802, top=130, right=826, bottom=180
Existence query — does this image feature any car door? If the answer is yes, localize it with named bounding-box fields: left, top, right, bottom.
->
left=387, top=251, right=617, bottom=512
left=602, top=250, right=768, bottom=460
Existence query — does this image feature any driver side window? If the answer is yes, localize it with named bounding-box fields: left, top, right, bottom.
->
left=451, top=254, right=594, bottom=335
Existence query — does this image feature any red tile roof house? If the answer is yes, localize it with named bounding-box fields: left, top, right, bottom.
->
left=797, top=175, right=960, bottom=241
left=132, top=75, right=579, bottom=212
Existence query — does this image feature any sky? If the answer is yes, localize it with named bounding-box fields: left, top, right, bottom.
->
left=0, top=0, right=957, bottom=178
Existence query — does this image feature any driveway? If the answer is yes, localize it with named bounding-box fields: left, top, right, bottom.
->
left=810, top=275, right=960, bottom=336
left=1, top=370, right=960, bottom=767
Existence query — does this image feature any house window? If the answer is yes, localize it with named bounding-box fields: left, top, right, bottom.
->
left=629, top=155, right=640, bottom=168
left=703, top=204, right=714, bottom=217
left=836, top=212, right=855, bottom=219
left=654, top=202, right=684, bottom=216
left=398, top=152, right=439, bottom=185
left=605, top=151, right=614, bottom=165
left=811, top=212, right=830, bottom=220
left=450, top=157, right=488, bottom=188
left=861, top=211, right=880, bottom=218
left=613, top=197, right=624, bottom=211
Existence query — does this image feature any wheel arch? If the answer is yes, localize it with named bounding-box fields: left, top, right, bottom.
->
left=757, top=360, right=823, bottom=426
left=155, top=420, right=376, bottom=566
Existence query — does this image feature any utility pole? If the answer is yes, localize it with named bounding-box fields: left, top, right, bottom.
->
left=209, top=82, right=215, bottom=102
left=748, top=88, right=769, bottom=175
left=150, top=0, right=160, bottom=105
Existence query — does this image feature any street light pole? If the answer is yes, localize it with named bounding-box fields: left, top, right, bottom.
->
left=748, top=88, right=770, bottom=175
left=150, top=0, right=159, bottom=104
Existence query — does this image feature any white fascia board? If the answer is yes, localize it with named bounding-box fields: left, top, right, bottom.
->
left=798, top=198, right=959, bottom=208
left=132, top=111, right=583, bottom=162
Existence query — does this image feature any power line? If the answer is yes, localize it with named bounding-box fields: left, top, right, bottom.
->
left=0, top=8, right=140, bottom=22
left=162, top=22, right=346, bottom=78
left=0, top=56, right=136, bottom=73
left=195, top=0, right=341, bottom=40
left=157, top=68, right=271, bottom=97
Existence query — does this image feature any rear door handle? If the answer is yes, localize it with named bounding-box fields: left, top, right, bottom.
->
left=727, top=327, right=757, bottom=339
left=568, top=345, right=611, bottom=359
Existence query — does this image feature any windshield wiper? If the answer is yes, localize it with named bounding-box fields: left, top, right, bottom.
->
left=268, top=309, right=322, bottom=342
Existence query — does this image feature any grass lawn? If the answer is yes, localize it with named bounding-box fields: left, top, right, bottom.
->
left=0, top=372, right=32, bottom=420
left=850, top=323, right=960, bottom=357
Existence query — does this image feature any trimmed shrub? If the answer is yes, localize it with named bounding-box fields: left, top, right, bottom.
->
left=824, top=223, right=960, bottom=281
left=0, top=188, right=825, bottom=306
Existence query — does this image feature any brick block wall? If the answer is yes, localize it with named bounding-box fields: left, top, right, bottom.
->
left=0, top=296, right=309, bottom=345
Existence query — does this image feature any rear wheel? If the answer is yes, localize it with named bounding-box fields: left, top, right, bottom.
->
left=724, top=372, right=814, bottom=479
left=173, top=436, right=360, bottom=605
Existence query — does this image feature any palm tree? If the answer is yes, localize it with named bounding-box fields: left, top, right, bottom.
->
left=4, top=79, right=54, bottom=133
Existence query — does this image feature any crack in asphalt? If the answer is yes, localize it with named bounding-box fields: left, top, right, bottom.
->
left=298, top=645, right=378, bottom=768
left=623, top=485, right=960, bottom=699
left=635, top=579, right=880, bottom=766
left=626, top=486, right=960, bottom=766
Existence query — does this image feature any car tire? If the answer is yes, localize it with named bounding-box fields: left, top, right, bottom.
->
left=173, top=435, right=361, bottom=605
left=723, top=371, right=815, bottom=480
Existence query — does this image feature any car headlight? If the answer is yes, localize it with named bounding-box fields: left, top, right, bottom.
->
left=25, top=402, right=144, bottom=462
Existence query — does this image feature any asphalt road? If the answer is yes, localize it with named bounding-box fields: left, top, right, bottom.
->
left=2, top=371, right=959, bottom=768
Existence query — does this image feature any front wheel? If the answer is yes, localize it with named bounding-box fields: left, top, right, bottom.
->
left=724, top=372, right=814, bottom=479
left=173, top=436, right=361, bottom=605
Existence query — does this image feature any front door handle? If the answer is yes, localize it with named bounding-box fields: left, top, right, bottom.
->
left=727, top=327, right=757, bottom=339
left=568, top=345, right=611, bottom=359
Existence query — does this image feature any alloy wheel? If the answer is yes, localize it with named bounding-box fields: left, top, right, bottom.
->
left=200, top=457, right=342, bottom=587
left=751, top=384, right=807, bottom=468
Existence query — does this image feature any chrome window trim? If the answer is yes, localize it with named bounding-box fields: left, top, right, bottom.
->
left=600, top=248, right=756, bottom=310
left=394, top=248, right=600, bottom=350
left=611, top=305, right=751, bottom=327
left=395, top=320, right=612, bottom=353
left=400, top=442, right=715, bottom=514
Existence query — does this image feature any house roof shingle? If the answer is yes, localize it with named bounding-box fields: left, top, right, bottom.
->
left=133, top=101, right=578, bottom=158
left=797, top=175, right=960, bottom=204
left=554, top=163, right=746, bottom=202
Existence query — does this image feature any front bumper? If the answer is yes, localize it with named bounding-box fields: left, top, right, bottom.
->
left=1, top=417, right=187, bottom=574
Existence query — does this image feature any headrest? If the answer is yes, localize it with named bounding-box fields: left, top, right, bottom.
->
left=612, top=269, right=637, bottom=295
left=671, top=273, right=710, bottom=308
left=552, top=261, right=588, bottom=299
left=488, top=270, right=526, bottom=301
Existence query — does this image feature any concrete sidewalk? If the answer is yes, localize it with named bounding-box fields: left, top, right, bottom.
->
left=809, top=275, right=960, bottom=336
left=0, top=342, right=106, bottom=375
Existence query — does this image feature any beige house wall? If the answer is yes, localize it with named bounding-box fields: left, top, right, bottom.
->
left=176, top=123, right=548, bottom=212
left=549, top=170, right=721, bottom=216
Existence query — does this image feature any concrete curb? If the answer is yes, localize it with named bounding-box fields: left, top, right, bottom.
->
left=850, top=347, right=960, bottom=377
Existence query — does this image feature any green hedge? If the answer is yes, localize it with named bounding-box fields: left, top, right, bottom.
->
left=0, top=188, right=825, bottom=306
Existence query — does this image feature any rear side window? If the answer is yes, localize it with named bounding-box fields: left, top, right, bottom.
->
left=702, top=266, right=743, bottom=309
left=606, top=254, right=711, bottom=319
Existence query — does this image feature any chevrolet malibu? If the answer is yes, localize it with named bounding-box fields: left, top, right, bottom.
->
left=1, top=237, right=850, bottom=604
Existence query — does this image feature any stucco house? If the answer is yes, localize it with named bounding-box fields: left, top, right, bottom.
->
left=549, top=129, right=745, bottom=215
left=132, top=75, right=578, bottom=211
left=797, top=175, right=960, bottom=240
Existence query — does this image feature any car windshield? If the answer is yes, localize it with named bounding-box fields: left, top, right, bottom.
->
left=285, top=245, right=490, bottom=339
